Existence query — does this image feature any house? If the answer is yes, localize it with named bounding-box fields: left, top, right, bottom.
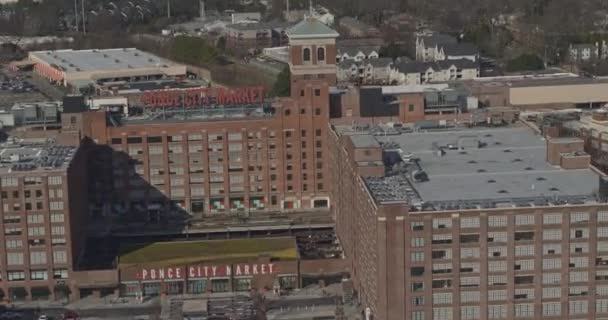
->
left=337, top=58, right=393, bottom=84
left=416, top=34, right=478, bottom=62
left=231, top=12, right=261, bottom=24
left=339, top=17, right=380, bottom=38
left=284, top=6, right=334, bottom=26
left=389, top=59, right=479, bottom=85
left=336, top=46, right=380, bottom=62
left=569, top=43, right=600, bottom=62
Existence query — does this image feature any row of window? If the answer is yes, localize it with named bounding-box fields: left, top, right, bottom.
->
left=5, top=268, right=68, bottom=281
left=1, top=176, right=62, bottom=187
left=6, top=250, right=67, bottom=266
left=415, top=212, right=602, bottom=231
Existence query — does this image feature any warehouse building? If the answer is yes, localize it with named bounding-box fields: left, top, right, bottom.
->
left=329, top=123, right=608, bottom=320
left=28, top=48, right=187, bottom=89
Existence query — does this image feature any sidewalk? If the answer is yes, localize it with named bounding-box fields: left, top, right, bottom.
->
left=11, top=295, right=160, bottom=311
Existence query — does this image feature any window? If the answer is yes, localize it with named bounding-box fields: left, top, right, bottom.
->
left=433, top=218, right=452, bottom=229
left=570, top=271, right=588, bottom=282
left=30, top=270, right=48, bottom=280
left=461, top=306, right=480, bottom=320
left=461, top=291, right=480, bottom=303
left=460, top=217, right=480, bottom=228
left=488, top=215, right=507, bottom=227
left=433, top=307, right=452, bottom=320
left=489, top=290, right=507, bottom=301
left=412, top=237, right=424, bottom=247
left=543, top=213, right=562, bottom=224
left=543, top=259, right=561, bottom=270
left=409, top=104, right=415, bottom=112
left=515, top=245, right=534, bottom=256
left=314, top=90, right=321, bottom=97
left=488, top=246, right=507, bottom=257
left=411, top=267, right=424, bottom=276
left=7, top=271, right=25, bottom=281
left=542, top=273, right=561, bottom=285
left=27, top=214, right=44, bottom=224
left=570, top=212, right=589, bottom=223
left=28, top=227, right=45, bottom=237
left=514, top=260, right=534, bottom=271
left=570, top=228, right=589, bottom=239
left=411, top=221, right=424, bottom=231
left=7, top=253, right=23, bottom=265
left=432, top=263, right=452, bottom=274
left=317, top=47, right=325, bottom=61
left=432, top=234, right=452, bottom=245
left=411, top=252, right=425, bottom=262
left=432, top=249, right=452, bottom=260
left=303, top=47, right=311, bottom=62
left=1, top=177, right=18, bottom=187
left=543, top=302, right=561, bottom=316
left=52, top=226, right=65, bottom=235
left=488, top=261, right=508, bottom=272
left=48, top=176, right=63, bottom=185
left=569, top=257, right=588, bottom=268
left=543, top=229, right=562, bottom=240
left=53, top=250, right=67, bottom=264
left=460, top=277, right=480, bottom=288
left=569, top=300, right=588, bottom=315
left=460, top=247, right=480, bottom=259
left=51, top=214, right=64, bottom=223
left=543, top=243, right=561, bottom=255
left=488, top=274, right=507, bottom=286
left=460, top=262, right=480, bottom=273
left=30, top=251, right=47, bottom=265
left=412, top=311, right=424, bottom=320
left=488, top=232, right=507, bottom=243
left=315, top=129, right=321, bottom=136
left=433, top=292, right=452, bottom=305
left=53, top=269, right=68, bottom=279
left=6, top=240, right=22, bottom=249
left=571, top=242, right=589, bottom=254
left=600, top=211, right=608, bottom=222
left=412, top=282, right=424, bottom=292
left=488, top=305, right=507, bottom=319
left=49, top=201, right=64, bottom=211
left=597, top=300, right=608, bottom=313
left=514, top=303, right=534, bottom=318
left=515, top=214, right=535, bottom=225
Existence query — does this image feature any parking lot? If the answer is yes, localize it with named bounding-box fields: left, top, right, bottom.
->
left=0, top=67, right=50, bottom=107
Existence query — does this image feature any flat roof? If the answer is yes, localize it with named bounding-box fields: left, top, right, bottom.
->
left=509, top=77, right=608, bottom=88
left=351, top=134, right=381, bottom=148
left=338, top=126, right=603, bottom=210
left=0, top=139, right=77, bottom=174
left=118, top=237, right=299, bottom=266
left=30, top=48, right=181, bottom=74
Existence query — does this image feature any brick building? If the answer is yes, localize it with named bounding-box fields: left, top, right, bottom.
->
left=329, top=123, right=608, bottom=320
left=0, top=139, right=88, bottom=302
left=67, top=18, right=339, bottom=221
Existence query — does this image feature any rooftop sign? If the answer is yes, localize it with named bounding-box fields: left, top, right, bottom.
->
left=140, top=86, right=265, bottom=108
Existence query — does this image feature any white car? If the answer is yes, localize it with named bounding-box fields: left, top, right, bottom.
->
left=38, top=315, right=48, bottom=320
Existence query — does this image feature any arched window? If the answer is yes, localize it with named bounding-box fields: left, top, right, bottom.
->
left=303, top=48, right=311, bottom=62
left=317, top=47, right=325, bottom=62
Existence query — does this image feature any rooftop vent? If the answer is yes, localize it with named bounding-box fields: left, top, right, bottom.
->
left=512, top=158, right=522, bottom=162
left=495, top=142, right=502, bottom=146
left=503, top=149, right=511, bottom=153
left=497, top=190, right=508, bottom=194
left=525, top=167, right=534, bottom=171
left=477, top=169, right=487, bottom=173
left=468, top=160, right=477, bottom=164
left=549, top=187, right=559, bottom=191
left=459, top=151, right=468, bottom=155
left=484, top=134, right=493, bottom=137
left=536, top=177, right=546, bottom=181
left=487, top=179, right=496, bottom=183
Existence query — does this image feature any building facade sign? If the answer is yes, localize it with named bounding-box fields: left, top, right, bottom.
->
left=140, top=86, right=265, bottom=108
left=138, top=263, right=276, bottom=281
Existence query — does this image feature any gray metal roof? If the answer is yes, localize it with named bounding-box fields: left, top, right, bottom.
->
left=351, top=134, right=381, bottom=148
left=287, top=18, right=339, bottom=39
left=343, top=127, right=603, bottom=209
left=442, top=42, right=478, bottom=56
left=30, top=48, right=178, bottom=74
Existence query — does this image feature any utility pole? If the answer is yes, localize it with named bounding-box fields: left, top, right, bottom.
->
left=74, top=0, right=79, bottom=32
left=81, top=0, right=86, bottom=33
left=286, top=0, right=289, bottom=20
left=200, top=0, right=205, bottom=19
left=167, top=0, right=171, bottom=19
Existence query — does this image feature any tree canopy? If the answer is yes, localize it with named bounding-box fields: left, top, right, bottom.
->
left=506, top=53, right=545, bottom=72
left=271, top=66, right=291, bottom=97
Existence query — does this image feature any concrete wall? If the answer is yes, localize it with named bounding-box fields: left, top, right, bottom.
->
left=510, top=83, right=608, bottom=106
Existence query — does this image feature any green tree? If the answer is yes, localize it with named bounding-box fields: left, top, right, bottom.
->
left=169, top=36, right=217, bottom=66
left=271, top=66, right=290, bottom=97
left=506, top=53, right=545, bottom=72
